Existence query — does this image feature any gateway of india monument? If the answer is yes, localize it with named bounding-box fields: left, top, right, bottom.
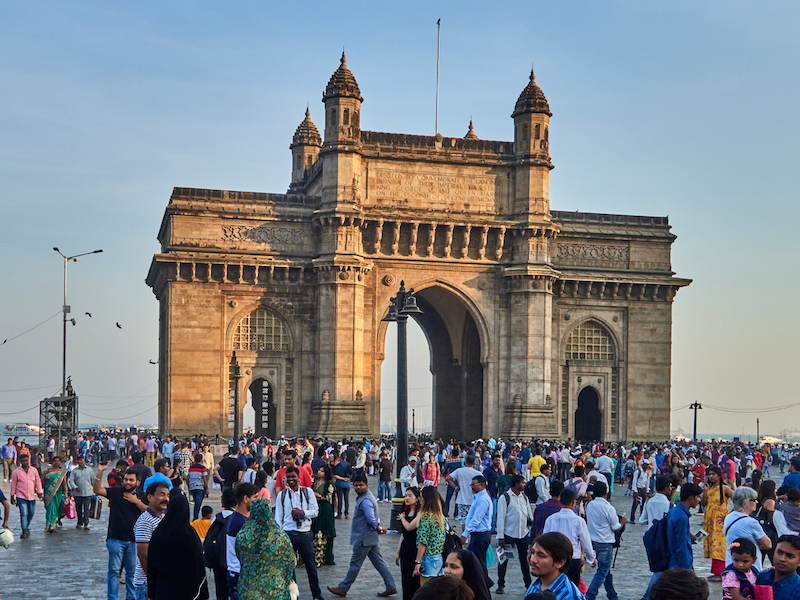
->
left=147, top=54, right=691, bottom=442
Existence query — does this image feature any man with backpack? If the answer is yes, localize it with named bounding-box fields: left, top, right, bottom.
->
left=641, top=482, right=703, bottom=600
left=496, top=474, right=533, bottom=594
left=525, top=463, right=551, bottom=506
left=275, top=467, right=323, bottom=600
left=203, top=488, right=236, bottom=600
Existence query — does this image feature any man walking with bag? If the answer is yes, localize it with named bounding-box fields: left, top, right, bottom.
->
left=496, top=474, right=533, bottom=594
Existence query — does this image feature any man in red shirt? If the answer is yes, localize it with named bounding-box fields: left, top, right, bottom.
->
left=275, top=451, right=312, bottom=494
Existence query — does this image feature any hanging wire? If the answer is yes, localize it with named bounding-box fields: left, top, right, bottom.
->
left=0, top=311, right=61, bottom=346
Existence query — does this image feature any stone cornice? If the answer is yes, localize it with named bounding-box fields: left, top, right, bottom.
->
left=553, top=278, right=691, bottom=301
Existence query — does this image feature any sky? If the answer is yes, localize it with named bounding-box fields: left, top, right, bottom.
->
left=1, top=2, right=798, bottom=439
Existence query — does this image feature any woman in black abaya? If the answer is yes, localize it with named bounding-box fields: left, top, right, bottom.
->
left=147, top=494, right=209, bottom=600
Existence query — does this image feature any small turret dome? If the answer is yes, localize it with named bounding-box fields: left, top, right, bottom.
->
left=512, top=69, right=551, bottom=118
left=464, top=119, right=479, bottom=140
left=322, top=52, right=363, bottom=102
left=291, top=108, right=322, bottom=148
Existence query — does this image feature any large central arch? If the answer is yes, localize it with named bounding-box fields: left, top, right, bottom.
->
left=380, top=283, right=485, bottom=441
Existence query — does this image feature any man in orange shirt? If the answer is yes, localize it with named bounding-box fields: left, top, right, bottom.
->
left=275, top=451, right=312, bottom=494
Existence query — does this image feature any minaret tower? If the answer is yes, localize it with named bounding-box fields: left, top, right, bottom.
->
left=512, top=69, right=554, bottom=222
left=289, top=107, right=321, bottom=191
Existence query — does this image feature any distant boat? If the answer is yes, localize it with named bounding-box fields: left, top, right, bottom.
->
left=4, top=423, right=42, bottom=437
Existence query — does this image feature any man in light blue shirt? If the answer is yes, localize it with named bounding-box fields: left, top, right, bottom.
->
left=461, top=475, right=494, bottom=587
left=161, top=437, right=175, bottom=462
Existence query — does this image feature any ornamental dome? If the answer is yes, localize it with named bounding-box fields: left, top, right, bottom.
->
left=464, top=119, right=479, bottom=140
left=512, top=69, right=552, bottom=118
left=291, top=108, right=321, bottom=147
left=322, top=52, right=363, bottom=102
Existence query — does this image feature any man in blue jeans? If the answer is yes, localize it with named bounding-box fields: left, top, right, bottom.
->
left=461, top=475, right=495, bottom=587
left=94, top=461, right=147, bottom=600
left=585, top=481, right=628, bottom=600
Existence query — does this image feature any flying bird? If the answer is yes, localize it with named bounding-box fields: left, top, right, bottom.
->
left=149, top=360, right=158, bottom=365
left=116, top=322, right=122, bottom=329
left=85, top=312, right=92, bottom=317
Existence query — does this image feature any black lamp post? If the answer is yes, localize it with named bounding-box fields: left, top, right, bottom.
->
left=382, top=280, right=422, bottom=529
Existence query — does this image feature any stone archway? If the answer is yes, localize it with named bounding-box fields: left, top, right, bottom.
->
left=574, top=386, right=602, bottom=442
left=397, top=286, right=484, bottom=441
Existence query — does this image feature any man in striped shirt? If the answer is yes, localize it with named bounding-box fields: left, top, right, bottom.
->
left=527, top=531, right=585, bottom=600
left=133, top=481, right=169, bottom=600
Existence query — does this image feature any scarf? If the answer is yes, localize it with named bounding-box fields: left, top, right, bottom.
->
left=236, top=498, right=296, bottom=600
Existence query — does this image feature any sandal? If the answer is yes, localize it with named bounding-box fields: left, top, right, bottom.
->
left=707, top=576, right=722, bottom=582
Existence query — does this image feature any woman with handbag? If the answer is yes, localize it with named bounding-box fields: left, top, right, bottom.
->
left=43, top=456, right=69, bottom=533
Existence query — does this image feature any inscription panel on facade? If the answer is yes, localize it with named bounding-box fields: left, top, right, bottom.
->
left=554, top=242, right=630, bottom=269
left=366, top=167, right=502, bottom=213
left=169, top=216, right=313, bottom=254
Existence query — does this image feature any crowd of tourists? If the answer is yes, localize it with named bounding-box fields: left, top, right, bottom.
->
left=4, top=432, right=800, bottom=600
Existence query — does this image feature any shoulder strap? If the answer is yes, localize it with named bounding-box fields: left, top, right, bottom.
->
left=504, top=492, right=511, bottom=506
left=724, top=514, right=749, bottom=535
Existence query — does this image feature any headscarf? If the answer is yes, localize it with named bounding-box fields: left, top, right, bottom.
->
left=481, top=451, right=492, bottom=470
left=454, top=549, right=491, bottom=600
left=236, top=498, right=295, bottom=600
left=147, top=495, right=207, bottom=600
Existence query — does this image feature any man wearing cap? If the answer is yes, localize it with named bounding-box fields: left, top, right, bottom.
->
left=399, top=457, right=418, bottom=495
left=595, top=449, right=614, bottom=491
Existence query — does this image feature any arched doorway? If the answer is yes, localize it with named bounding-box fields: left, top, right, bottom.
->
left=381, top=285, right=484, bottom=441
left=574, top=386, right=602, bottom=442
left=249, top=378, right=276, bottom=439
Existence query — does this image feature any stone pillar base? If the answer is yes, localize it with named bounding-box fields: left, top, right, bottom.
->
left=308, top=400, right=372, bottom=438
left=502, top=405, right=559, bottom=438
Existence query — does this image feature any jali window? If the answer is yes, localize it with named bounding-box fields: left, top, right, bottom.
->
left=233, top=308, right=289, bottom=351
left=564, top=320, right=614, bottom=361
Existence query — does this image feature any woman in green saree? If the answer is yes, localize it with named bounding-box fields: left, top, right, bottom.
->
left=43, top=456, right=69, bottom=532
left=312, top=464, right=337, bottom=566
left=236, top=498, right=295, bottom=600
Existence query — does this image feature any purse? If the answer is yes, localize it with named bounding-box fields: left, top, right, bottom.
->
left=65, top=497, right=77, bottom=519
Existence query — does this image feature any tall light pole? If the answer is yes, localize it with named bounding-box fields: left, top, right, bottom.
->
left=689, top=401, right=702, bottom=443
left=382, top=280, right=422, bottom=527
left=53, top=247, right=103, bottom=397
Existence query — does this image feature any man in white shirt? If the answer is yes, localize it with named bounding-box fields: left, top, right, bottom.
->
left=585, top=481, right=628, bottom=600
left=595, top=449, right=614, bottom=490
left=496, top=475, right=533, bottom=594
left=534, top=463, right=552, bottom=505
left=274, top=467, right=322, bottom=600
left=639, top=476, right=672, bottom=529
left=543, top=488, right=596, bottom=585
left=399, top=457, right=418, bottom=494
left=631, top=460, right=653, bottom=520
left=446, top=455, right=483, bottom=522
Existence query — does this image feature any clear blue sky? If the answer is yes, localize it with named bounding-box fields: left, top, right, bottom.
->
left=1, top=2, right=798, bottom=438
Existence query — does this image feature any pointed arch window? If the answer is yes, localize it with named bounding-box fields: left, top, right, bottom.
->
left=233, top=308, right=289, bottom=351
left=564, top=320, right=614, bottom=361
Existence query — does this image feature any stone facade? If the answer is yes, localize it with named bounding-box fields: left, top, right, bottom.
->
left=146, top=54, right=690, bottom=442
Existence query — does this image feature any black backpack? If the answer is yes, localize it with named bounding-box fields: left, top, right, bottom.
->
left=525, top=475, right=545, bottom=504
left=442, top=525, right=463, bottom=558
left=202, top=512, right=230, bottom=570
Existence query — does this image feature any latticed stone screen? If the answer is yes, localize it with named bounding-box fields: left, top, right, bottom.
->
left=564, top=320, right=614, bottom=361
left=233, top=308, right=289, bottom=351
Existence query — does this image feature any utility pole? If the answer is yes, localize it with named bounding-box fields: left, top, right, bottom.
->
left=412, top=409, right=416, bottom=435
left=232, top=351, right=242, bottom=447
left=689, top=402, right=702, bottom=442
left=757, top=418, right=760, bottom=444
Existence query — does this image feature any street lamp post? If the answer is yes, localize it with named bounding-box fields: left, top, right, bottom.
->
left=53, top=248, right=103, bottom=397
left=382, top=280, right=422, bottom=528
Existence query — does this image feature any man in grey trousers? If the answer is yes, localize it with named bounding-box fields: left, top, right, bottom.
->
left=327, top=472, right=397, bottom=598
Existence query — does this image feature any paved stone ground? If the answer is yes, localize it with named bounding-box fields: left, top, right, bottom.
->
left=0, top=472, right=786, bottom=600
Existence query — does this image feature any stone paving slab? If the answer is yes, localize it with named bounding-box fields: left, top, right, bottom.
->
left=1, top=473, right=784, bottom=600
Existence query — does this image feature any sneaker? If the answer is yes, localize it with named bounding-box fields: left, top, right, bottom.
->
left=496, top=588, right=504, bottom=595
